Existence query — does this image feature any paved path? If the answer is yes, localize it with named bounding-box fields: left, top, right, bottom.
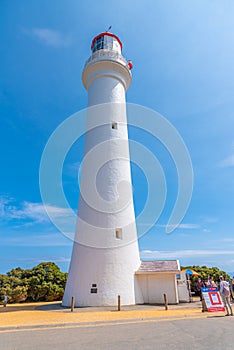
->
left=0, top=316, right=233, bottom=350
left=0, top=299, right=213, bottom=330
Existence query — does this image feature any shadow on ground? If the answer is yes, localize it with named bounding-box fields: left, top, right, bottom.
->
left=0, top=301, right=62, bottom=313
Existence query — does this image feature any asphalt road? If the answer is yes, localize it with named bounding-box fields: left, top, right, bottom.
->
left=0, top=317, right=233, bottom=350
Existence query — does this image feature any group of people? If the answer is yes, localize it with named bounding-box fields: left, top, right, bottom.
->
left=195, top=275, right=234, bottom=316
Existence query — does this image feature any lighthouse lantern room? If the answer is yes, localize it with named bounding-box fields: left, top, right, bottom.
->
left=91, top=32, right=122, bottom=54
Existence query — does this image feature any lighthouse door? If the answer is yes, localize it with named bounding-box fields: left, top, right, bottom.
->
left=137, top=275, right=149, bottom=303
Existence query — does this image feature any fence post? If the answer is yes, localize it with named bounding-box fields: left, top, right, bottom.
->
left=163, top=293, right=168, bottom=310
left=71, top=296, right=75, bottom=312
left=118, top=295, right=121, bottom=311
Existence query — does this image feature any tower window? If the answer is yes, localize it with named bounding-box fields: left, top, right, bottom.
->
left=90, top=283, right=98, bottom=293
left=115, top=228, right=122, bottom=239
left=93, top=37, right=104, bottom=52
left=112, top=122, right=118, bottom=129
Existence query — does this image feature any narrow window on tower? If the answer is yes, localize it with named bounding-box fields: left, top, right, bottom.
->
left=90, top=284, right=97, bottom=293
left=93, top=37, right=104, bottom=52
left=115, top=228, right=122, bottom=239
left=112, top=121, right=118, bottom=130
left=94, top=37, right=104, bottom=51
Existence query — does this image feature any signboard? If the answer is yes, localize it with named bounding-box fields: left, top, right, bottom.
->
left=202, top=287, right=225, bottom=312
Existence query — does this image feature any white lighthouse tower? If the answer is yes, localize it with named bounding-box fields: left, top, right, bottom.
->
left=62, top=32, right=143, bottom=306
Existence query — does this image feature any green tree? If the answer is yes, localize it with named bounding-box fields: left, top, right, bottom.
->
left=0, top=262, right=68, bottom=303
left=10, top=286, right=28, bottom=303
left=181, top=265, right=230, bottom=290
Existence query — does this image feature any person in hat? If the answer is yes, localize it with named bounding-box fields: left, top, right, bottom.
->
left=219, top=276, right=233, bottom=316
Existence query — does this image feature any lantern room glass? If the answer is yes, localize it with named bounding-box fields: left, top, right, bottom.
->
left=92, top=35, right=121, bottom=54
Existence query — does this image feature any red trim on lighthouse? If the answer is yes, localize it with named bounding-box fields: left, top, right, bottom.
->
left=91, top=32, right=123, bottom=51
left=128, top=61, right=133, bottom=70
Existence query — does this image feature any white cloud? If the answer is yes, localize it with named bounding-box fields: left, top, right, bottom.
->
left=65, top=161, right=81, bottom=178
left=140, top=249, right=234, bottom=260
left=218, top=238, right=234, bottom=243
left=200, top=216, right=219, bottom=224
left=157, top=223, right=200, bottom=229
left=0, top=196, right=73, bottom=225
left=172, top=224, right=200, bottom=229
left=177, top=233, right=190, bottom=237
left=0, top=233, right=72, bottom=247
left=29, top=28, right=72, bottom=48
left=0, top=196, right=12, bottom=217
left=219, top=154, right=234, bottom=168
left=0, top=256, right=70, bottom=265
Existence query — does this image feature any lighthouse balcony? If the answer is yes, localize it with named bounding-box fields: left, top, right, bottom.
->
left=84, top=49, right=131, bottom=72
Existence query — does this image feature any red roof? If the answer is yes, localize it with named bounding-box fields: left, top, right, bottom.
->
left=91, top=32, right=122, bottom=51
left=136, top=260, right=180, bottom=274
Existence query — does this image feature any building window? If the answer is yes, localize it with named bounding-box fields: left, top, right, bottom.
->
left=112, top=121, right=118, bottom=129
left=93, top=37, right=104, bottom=52
left=90, top=284, right=98, bottom=293
left=115, top=228, right=122, bottom=239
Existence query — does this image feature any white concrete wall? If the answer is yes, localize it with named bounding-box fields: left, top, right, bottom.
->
left=177, top=272, right=190, bottom=302
left=63, top=47, right=143, bottom=307
left=63, top=243, right=143, bottom=306
left=137, top=274, right=179, bottom=304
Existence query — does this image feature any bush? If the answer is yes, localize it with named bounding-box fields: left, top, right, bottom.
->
left=0, top=262, right=68, bottom=304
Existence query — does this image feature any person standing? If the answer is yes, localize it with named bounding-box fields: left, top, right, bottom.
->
left=3, top=294, right=8, bottom=307
left=206, top=276, right=213, bottom=287
left=196, top=278, right=204, bottom=301
left=219, top=276, right=233, bottom=316
left=231, top=277, right=234, bottom=301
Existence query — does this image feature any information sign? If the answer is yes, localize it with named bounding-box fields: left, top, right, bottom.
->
left=202, top=287, right=225, bottom=312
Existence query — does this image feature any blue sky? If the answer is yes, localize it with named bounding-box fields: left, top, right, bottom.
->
left=1, top=0, right=234, bottom=274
